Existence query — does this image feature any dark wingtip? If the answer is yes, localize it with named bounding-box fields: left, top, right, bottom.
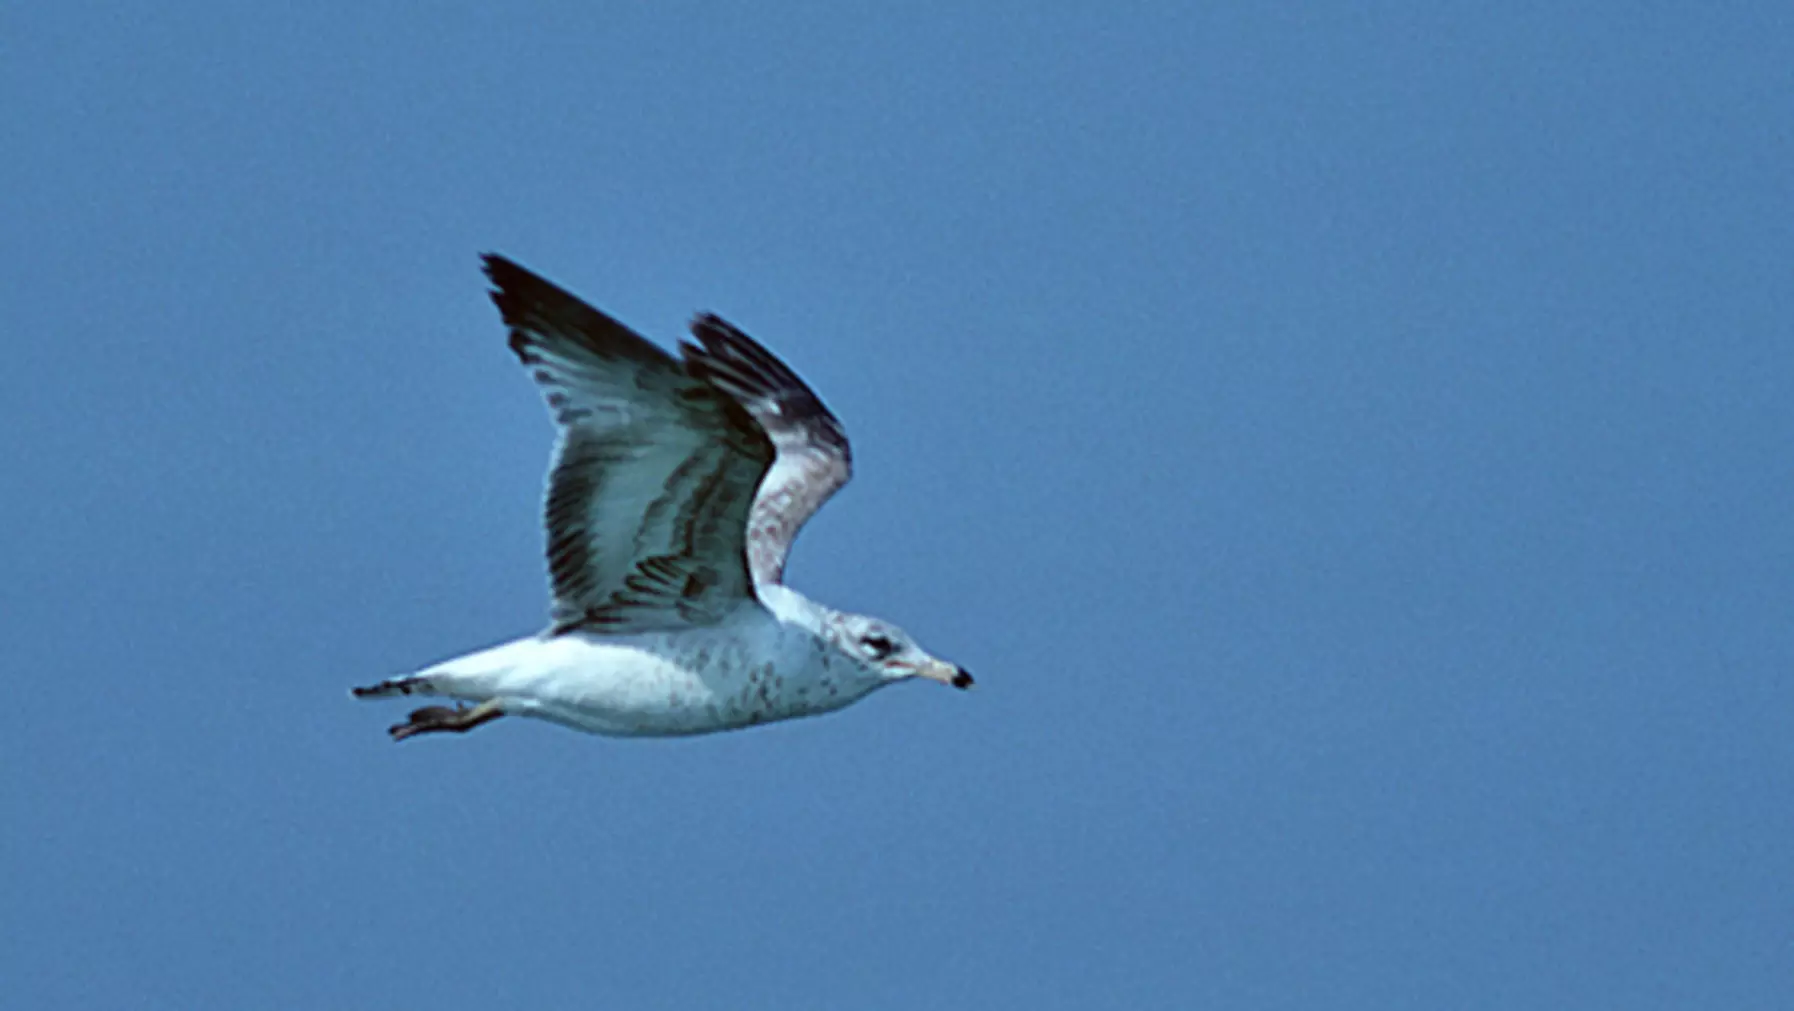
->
left=480, top=253, right=533, bottom=319
left=479, top=251, right=514, bottom=279
left=951, top=668, right=974, bottom=689
left=481, top=253, right=519, bottom=319
left=479, top=252, right=512, bottom=297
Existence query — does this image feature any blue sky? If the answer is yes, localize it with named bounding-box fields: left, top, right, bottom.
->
left=5, top=3, right=1791, bottom=1007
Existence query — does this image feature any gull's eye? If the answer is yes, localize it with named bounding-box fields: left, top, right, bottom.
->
left=861, top=634, right=897, bottom=660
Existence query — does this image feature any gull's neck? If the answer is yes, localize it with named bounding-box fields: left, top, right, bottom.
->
left=756, top=582, right=833, bottom=633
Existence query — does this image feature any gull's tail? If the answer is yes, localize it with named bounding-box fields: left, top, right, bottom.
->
left=349, top=675, right=436, bottom=700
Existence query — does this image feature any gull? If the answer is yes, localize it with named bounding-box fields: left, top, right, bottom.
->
left=352, top=256, right=972, bottom=741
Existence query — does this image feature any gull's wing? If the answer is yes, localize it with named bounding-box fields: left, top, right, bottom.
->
left=681, top=315, right=852, bottom=586
left=483, top=255, right=775, bottom=635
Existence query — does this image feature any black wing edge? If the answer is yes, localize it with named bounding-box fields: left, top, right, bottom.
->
left=680, top=314, right=851, bottom=456
left=480, top=254, right=671, bottom=368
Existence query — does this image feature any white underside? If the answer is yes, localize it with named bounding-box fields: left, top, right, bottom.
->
left=396, top=596, right=884, bottom=737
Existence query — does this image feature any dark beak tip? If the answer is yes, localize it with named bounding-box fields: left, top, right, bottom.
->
left=951, top=668, right=974, bottom=689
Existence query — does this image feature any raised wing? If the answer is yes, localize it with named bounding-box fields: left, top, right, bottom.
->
left=484, top=255, right=775, bottom=634
left=682, top=315, right=852, bottom=586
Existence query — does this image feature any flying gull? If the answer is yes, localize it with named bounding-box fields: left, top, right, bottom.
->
left=352, top=256, right=972, bottom=741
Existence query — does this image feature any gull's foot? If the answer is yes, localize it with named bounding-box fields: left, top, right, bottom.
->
left=389, top=700, right=505, bottom=742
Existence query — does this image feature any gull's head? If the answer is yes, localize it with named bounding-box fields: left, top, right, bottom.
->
left=833, top=613, right=973, bottom=690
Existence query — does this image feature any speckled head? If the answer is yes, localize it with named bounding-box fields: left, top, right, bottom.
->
left=833, top=612, right=973, bottom=691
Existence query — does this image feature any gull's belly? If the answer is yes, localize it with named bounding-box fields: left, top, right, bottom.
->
left=481, top=630, right=868, bottom=737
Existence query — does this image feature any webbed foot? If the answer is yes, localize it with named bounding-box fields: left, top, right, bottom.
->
left=389, top=700, right=505, bottom=742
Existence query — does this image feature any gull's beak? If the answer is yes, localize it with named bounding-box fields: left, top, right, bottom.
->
left=916, top=658, right=975, bottom=690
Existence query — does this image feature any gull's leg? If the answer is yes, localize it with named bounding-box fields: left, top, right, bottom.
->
left=389, top=699, right=506, bottom=742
